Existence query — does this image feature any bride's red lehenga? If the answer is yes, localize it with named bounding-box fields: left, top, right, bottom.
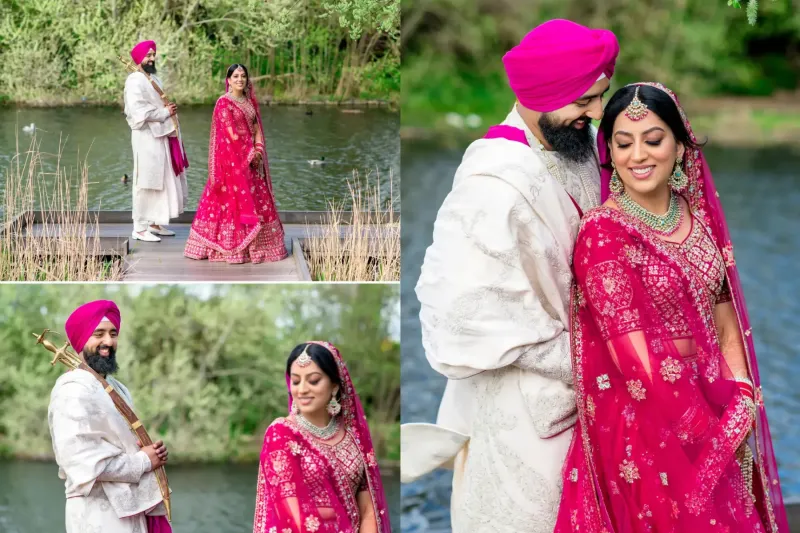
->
left=184, top=80, right=287, bottom=264
left=554, top=83, right=789, bottom=533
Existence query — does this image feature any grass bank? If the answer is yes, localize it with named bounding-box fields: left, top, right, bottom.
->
left=401, top=94, right=800, bottom=149
left=1, top=92, right=398, bottom=109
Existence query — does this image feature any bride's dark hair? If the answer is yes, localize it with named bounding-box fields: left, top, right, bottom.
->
left=286, top=343, right=343, bottom=399
left=599, top=84, right=706, bottom=171
left=226, top=63, right=249, bottom=81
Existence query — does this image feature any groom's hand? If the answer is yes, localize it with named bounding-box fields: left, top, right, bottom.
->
left=167, top=103, right=178, bottom=116
left=139, top=439, right=169, bottom=468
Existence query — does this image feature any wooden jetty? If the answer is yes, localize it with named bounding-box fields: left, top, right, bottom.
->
left=12, top=210, right=396, bottom=282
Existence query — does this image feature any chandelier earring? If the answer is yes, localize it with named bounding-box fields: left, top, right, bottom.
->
left=609, top=162, right=624, bottom=196
left=291, top=401, right=300, bottom=415
left=327, top=392, right=341, bottom=416
left=669, top=156, right=688, bottom=193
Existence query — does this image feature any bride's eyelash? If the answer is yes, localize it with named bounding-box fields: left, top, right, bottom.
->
left=616, top=140, right=663, bottom=149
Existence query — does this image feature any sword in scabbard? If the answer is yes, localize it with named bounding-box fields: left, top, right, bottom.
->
left=117, top=55, right=181, bottom=133
left=33, top=330, right=172, bottom=522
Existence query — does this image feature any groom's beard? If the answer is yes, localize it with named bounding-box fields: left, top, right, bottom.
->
left=538, top=113, right=594, bottom=163
left=83, top=345, right=118, bottom=375
left=142, top=62, right=157, bottom=74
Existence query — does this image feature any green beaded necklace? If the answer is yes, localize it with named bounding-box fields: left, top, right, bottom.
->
left=617, top=190, right=683, bottom=236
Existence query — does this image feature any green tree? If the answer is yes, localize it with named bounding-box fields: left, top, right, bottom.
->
left=0, top=0, right=400, bottom=105
left=0, top=284, right=400, bottom=463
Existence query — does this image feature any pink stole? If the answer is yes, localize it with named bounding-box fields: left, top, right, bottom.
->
left=168, top=136, right=189, bottom=177
left=484, top=125, right=583, bottom=218
left=147, top=515, right=172, bottom=533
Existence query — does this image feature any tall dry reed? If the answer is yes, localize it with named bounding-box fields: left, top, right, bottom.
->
left=304, top=171, right=400, bottom=282
left=0, top=135, right=124, bottom=281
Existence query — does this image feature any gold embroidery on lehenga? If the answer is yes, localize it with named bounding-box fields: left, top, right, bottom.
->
left=586, top=395, right=596, bottom=419
left=627, top=379, right=646, bottom=401
left=637, top=504, right=653, bottom=520
left=288, top=441, right=302, bottom=455
left=304, top=515, right=320, bottom=532
left=660, top=356, right=682, bottom=383
left=619, top=459, right=640, bottom=483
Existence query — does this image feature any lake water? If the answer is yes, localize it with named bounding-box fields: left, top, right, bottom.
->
left=0, top=460, right=400, bottom=532
left=0, top=105, right=399, bottom=211
left=400, top=139, right=800, bottom=532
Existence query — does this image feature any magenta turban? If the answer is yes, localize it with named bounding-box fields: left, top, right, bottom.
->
left=65, top=300, right=121, bottom=353
left=130, top=40, right=156, bottom=65
left=502, top=19, right=619, bottom=113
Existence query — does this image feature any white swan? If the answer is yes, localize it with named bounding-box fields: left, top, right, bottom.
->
left=22, top=123, right=35, bottom=134
left=308, top=157, right=327, bottom=166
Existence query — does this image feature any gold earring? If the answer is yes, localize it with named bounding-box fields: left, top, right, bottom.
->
left=669, top=156, right=687, bottom=192
left=609, top=162, right=624, bottom=195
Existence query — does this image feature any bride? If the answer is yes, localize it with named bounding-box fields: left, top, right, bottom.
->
left=184, top=64, right=288, bottom=264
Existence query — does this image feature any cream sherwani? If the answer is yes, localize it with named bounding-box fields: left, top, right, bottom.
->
left=48, top=369, right=167, bottom=533
left=124, top=71, right=187, bottom=232
left=402, top=107, right=600, bottom=533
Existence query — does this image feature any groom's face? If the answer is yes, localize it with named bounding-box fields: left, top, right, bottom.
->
left=82, top=322, right=119, bottom=375
left=549, top=77, right=610, bottom=127
left=141, top=49, right=157, bottom=74
left=538, top=78, right=610, bottom=163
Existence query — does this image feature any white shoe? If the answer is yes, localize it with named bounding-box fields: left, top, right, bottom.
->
left=132, top=230, right=161, bottom=242
left=149, top=226, right=176, bottom=236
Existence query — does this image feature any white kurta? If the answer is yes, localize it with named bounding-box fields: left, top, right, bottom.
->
left=123, top=71, right=187, bottom=230
left=48, top=369, right=167, bottom=533
left=402, top=108, right=600, bottom=533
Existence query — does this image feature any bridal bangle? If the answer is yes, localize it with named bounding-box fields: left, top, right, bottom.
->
left=735, top=376, right=754, bottom=399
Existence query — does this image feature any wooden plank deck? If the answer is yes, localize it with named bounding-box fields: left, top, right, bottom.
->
left=17, top=210, right=397, bottom=282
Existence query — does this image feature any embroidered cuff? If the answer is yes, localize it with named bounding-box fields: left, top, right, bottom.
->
left=136, top=450, right=153, bottom=473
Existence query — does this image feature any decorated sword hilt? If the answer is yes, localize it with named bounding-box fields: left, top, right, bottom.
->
left=32, top=330, right=82, bottom=369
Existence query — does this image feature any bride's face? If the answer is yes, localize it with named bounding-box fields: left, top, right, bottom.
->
left=609, top=110, right=684, bottom=198
left=229, top=68, right=247, bottom=92
left=290, top=359, right=338, bottom=417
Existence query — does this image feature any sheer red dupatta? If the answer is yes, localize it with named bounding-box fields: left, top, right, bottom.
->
left=206, top=79, right=265, bottom=227
left=253, top=342, right=392, bottom=533
left=554, top=83, right=788, bottom=532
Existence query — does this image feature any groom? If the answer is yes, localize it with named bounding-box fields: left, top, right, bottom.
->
left=48, top=300, right=170, bottom=533
left=402, top=19, right=619, bottom=532
left=123, top=40, right=189, bottom=243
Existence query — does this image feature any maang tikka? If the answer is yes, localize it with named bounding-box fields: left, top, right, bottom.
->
left=296, top=346, right=313, bottom=367
left=624, top=86, right=649, bottom=121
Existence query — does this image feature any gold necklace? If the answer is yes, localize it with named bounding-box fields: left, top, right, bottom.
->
left=228, top=92, right=247, bottom=103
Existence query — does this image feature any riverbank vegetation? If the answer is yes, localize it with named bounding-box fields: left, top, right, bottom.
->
left=0, top=284, right=400, bottom=464
left=305, top=171, right=399, bottom=282
left=402, top=0, right=800, bottom=145
left=0, top=137, right=125, bottom=281
left=0, top=0, right=399, bottom=106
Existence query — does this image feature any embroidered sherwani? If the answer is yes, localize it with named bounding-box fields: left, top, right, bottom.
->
left=402, top=108, right=600, bottom=532
left=124, top=71, right=188, bottom=232
left=48, top=369, right=167, bottom=533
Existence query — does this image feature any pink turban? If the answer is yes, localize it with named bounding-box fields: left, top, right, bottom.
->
left=65, top=300, right=121, bottom=353
left=130, top=40, right=156, bottom=65
left=502, top=19, right=619, bottom=113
